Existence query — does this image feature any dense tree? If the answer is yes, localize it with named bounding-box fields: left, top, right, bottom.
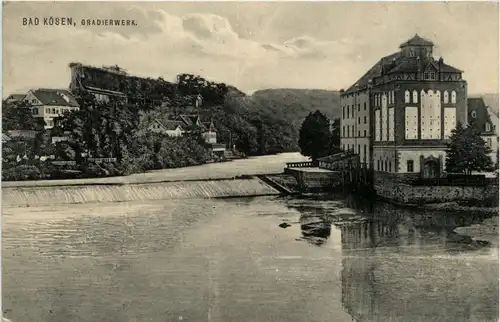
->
left=445, top=122, right=493, bottom=174
left=2, top=101, right=45, bottom=132
left=329, top=118, right=342, bottom=155
left=298, top=110, right=334, bottom=161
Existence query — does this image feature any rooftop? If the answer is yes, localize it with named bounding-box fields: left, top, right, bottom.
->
left=467, top=97, right=496, bottom=135
left=343, top=34, right=462, bottom=94
left=30, top=89, right=80, bottom=107
left=400, top=34, right=434, bottom=48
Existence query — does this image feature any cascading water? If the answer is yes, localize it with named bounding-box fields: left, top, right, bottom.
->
left=2, top=178, right=280, bottom=207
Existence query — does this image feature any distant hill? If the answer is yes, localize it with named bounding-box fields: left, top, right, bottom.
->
left=249, top=88, right=342, bottom=127
left=210, top=88, right=341, bottom=156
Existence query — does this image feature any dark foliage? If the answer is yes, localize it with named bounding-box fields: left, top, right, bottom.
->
left=298, top=110, right=338, bottom=161
left=445, top=122, right=494, bottom=174
left=3, top=68, right=343, bottom=180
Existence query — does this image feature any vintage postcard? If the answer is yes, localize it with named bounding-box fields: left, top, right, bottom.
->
left=2, top=1, right=499, bottom=321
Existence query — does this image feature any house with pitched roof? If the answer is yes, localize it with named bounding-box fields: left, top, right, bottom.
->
left=22, top=88, right=80, bottom=129
left=468, top=97, right=498, bottom=164
left=340, top=34, right=467, bottom=178
left=176, top=115, right=218, bottom=144
left=5, top=94, right=26, bottom=104
left=147, top=119, right=185, bottom=137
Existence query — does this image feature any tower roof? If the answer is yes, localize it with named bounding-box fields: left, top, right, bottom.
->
left=399, top=34, right=434, bottom=48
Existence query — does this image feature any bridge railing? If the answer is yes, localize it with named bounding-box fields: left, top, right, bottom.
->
left=286, top=161, right=317, bottom=168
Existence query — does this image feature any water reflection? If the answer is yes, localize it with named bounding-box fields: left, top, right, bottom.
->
left=299, top=215, right=331, bottom=246
left=287, top=195, right=499, bottom=322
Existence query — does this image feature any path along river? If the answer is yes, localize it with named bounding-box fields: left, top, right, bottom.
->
left=2, top=153, right=498, bottom=322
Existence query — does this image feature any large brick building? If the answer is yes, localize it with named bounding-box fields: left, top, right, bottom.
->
left=340, top=34, right=467, bottom=178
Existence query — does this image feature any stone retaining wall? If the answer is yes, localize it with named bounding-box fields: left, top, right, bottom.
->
left=374, top=172, right=499, bottom=205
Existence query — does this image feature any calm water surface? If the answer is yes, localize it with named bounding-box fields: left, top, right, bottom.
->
left=3, top=194, right=498, bottom=322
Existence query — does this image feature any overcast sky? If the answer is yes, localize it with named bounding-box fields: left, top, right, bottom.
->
left=3, top=1, right=499, bottom=96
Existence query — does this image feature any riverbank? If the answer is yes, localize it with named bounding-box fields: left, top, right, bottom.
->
left=1, top=153, right=309, bottom=188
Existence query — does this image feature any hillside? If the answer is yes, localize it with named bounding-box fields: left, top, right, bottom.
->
left=249, top=88, right=342, bottom=127
left=209, top=88, right=341, bottom=156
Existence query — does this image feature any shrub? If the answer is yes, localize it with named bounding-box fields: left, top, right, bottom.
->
left=80, top=162, right=109, bottom=178
left=100, top=162, right=123, bottom=176
left=2, top=165, right=42, bottom=181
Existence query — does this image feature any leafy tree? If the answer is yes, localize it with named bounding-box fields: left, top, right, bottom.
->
left=445, top=122, right=493, bottom=174
left=2, top=101, right=45, bottom=132
left=298, top=110, right=334, bottom=161
left=329, top=118, right=342, bottom=155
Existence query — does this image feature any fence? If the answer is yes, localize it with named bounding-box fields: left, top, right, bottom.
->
left=286, top=161, right=318, bottom=168
left=51, top=157, right=117, bottom=166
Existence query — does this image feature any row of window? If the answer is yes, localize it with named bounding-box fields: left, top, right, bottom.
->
left=342, top=102, right=367, bottom=119
left=375, top=159, right=417, bottom=172
left=405, top=90, right=456, bottom=104
left=342, top=144, right=368, bottom=161
left=44, top=107, right=75, bottom=115
left=342, top=127, right=368, bottom=138
left=24, top=99, right=38, bottom=105
left=94, top=93, right=110, bottom=103
left=374, top=91, right=395, bottom=107
left=376, top=159, right=393, bottom=172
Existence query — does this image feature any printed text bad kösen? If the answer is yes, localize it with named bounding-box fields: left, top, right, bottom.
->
left=23, top=17, right=138, bottom=27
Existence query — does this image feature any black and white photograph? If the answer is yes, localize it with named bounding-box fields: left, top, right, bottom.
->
left=1, top=1, right=499, bottom=321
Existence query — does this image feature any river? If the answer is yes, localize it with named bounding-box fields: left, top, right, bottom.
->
left=2, top=154, right=499, bottom=322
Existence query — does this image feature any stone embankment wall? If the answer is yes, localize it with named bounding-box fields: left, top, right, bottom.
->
left=286, top=169, right=341, bottom=192
left=374, top=172, right=499, bottom=205
left=2, top=178, right=280, bottom=207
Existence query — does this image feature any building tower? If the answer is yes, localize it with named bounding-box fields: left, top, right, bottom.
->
left=340, top=34, right=467, bottom=178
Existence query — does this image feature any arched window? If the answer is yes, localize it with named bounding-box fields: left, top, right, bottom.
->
left=436, top=90, right=441, bottom=99
left=351, top=125, right=354, bottom=136
left=385, top=160, right=388, bottom=171
left=486, top=122, right=491, bottom=132
left=347, top=126, right=350, bottom=137
left=412, top=90, right=418, bottom=103
left=347, top=106, right=350, bottom=118
left=343, top=126, right=345, bottom=137
left=471, top=110, right=477, bottom=119
left=405, top=90, right=410, bottom=103
left=451, top=91, right=457, bottom=104
left=343, top=106, right=345, bottom=119
left=444, top=91, right=449, bottom=103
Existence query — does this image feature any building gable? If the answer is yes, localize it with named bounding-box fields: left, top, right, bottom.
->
left=148, top=120, right=167, bottom=132
left=24, top=91, right=43, bottom=106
